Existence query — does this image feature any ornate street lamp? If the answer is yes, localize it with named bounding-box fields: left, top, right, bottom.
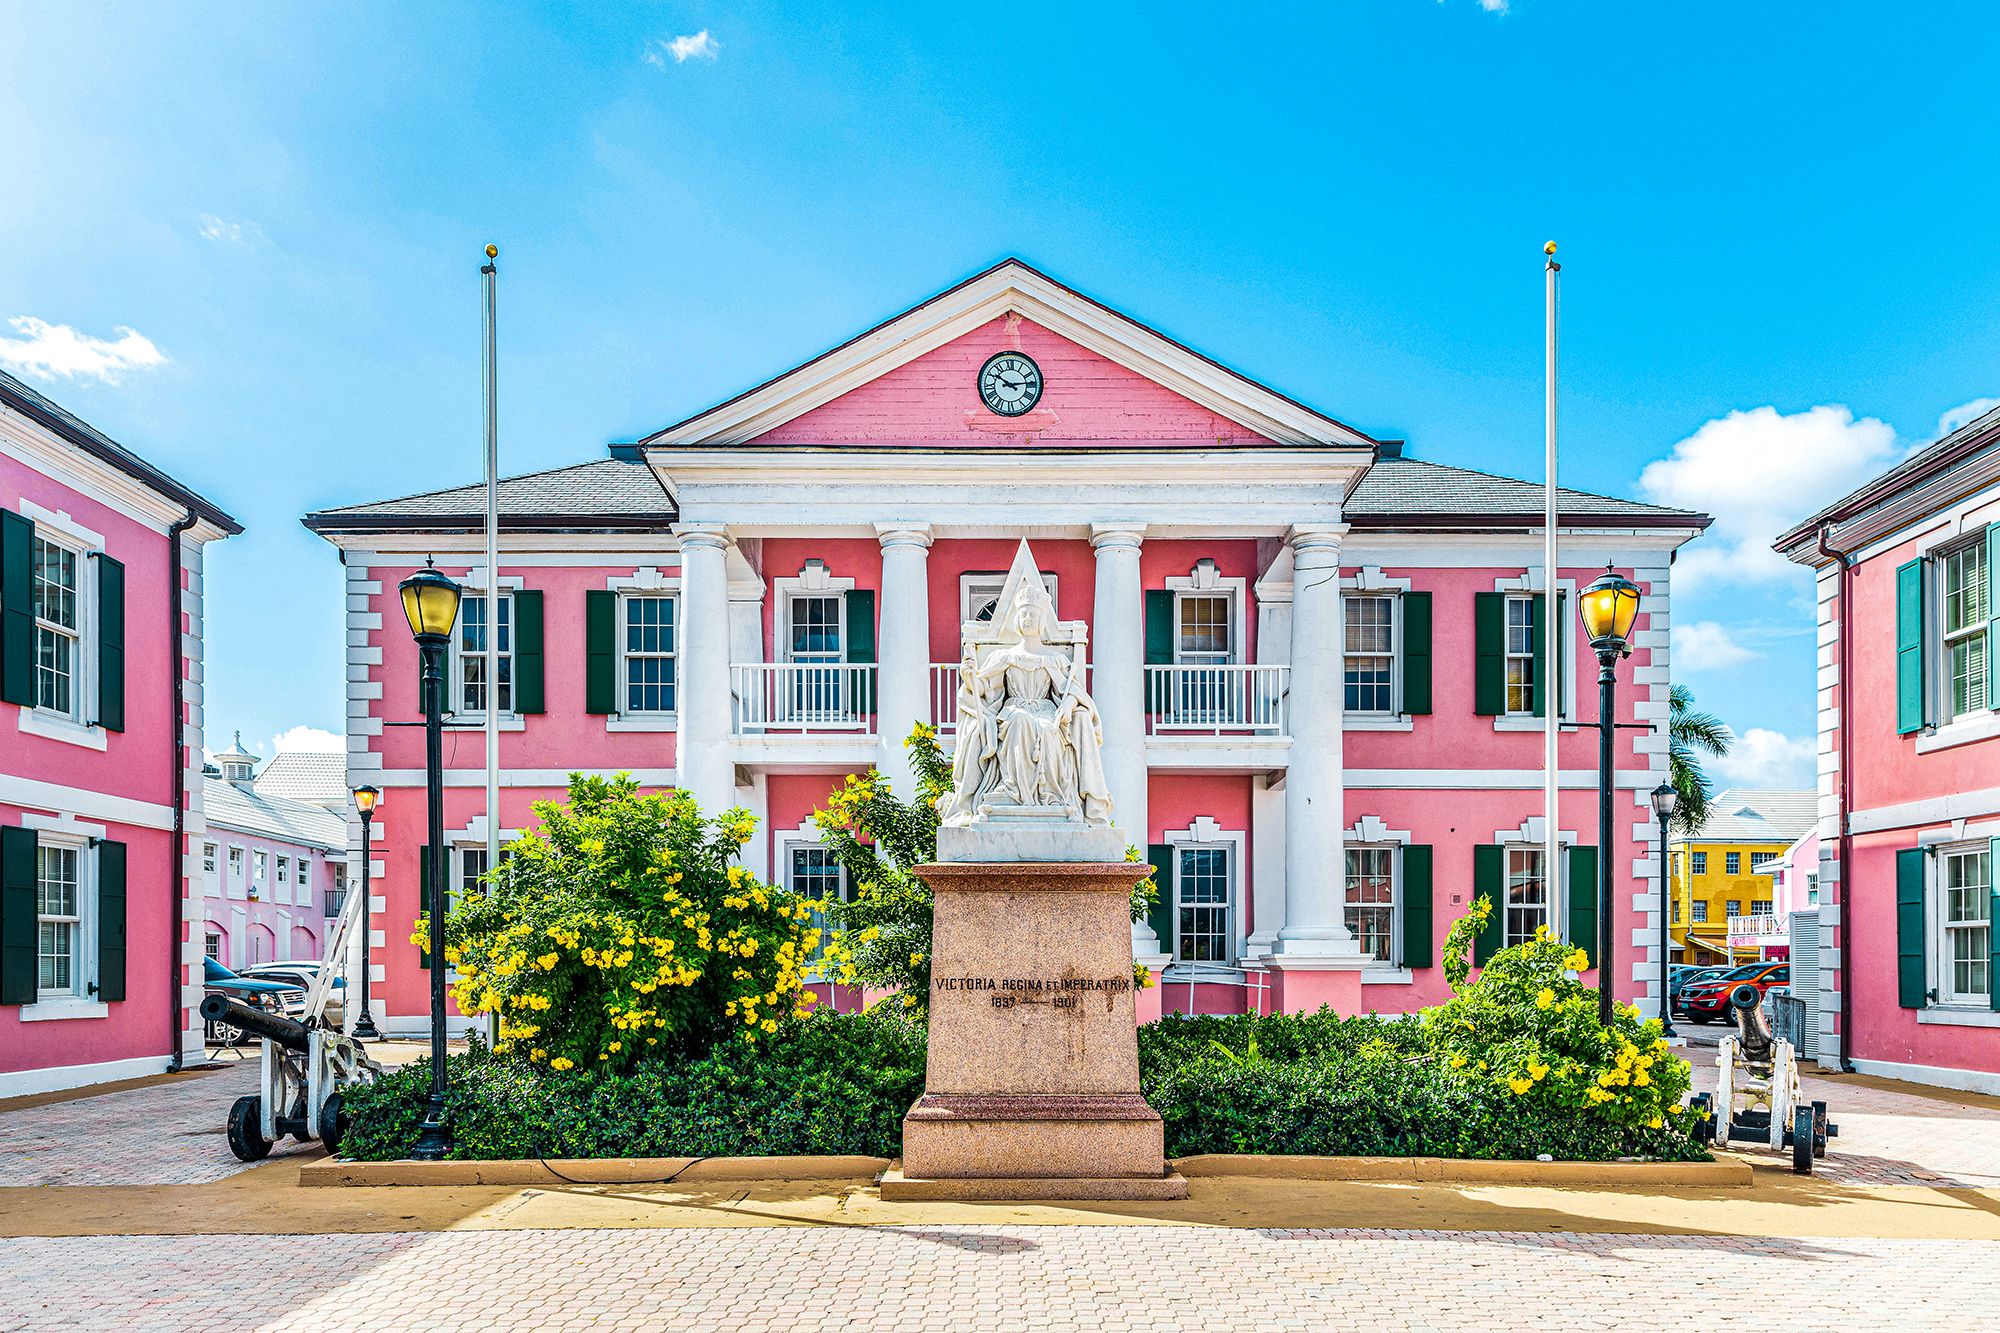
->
left=1650, top=781, right=1679, bottom=1038
left=1579, top=566, right=1642, bottom=1026
left=350, top=785, right=382, bottom=1040
left=399, top=562, right=461, bottom=1161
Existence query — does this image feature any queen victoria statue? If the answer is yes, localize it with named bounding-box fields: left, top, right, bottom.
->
left=935, top=541, right=1122, bottom=862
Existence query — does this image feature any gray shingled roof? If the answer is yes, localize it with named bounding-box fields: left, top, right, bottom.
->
left=1672, top=790, right=1818, bottom=846
left=252, top=752, right=350, bottom=809
left=203, top=776, right=348, bottom=851
left=303, top=457, right=672, bottom=532
left=1346, top=456, right=1704, bottom=524
left=1774, top=400, right=2000, bottom=551
left=0, top=369, right=241, bottom=533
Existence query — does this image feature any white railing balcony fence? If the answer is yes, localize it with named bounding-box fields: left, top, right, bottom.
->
left=1726, top=911, right=1786, bottom=940
left=1144, top=664, right=1290, bottom=736
left=733, top=663, right=876, bottom=734
left=931, top=663, right=960, bottom=735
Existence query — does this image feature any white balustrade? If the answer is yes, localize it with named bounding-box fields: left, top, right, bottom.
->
left=930, top=663, right=960, bottom=734
left=1143, top=664, right=1290, bottom=736
left=733, top=663, right=877, bottom=734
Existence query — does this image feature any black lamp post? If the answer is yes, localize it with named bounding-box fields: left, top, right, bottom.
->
left=1650, top=781, right=1679, bottom=1038
left=399, top=562, right=461, bottom=1161
left=1578, top=565, right=1641, bottom=1026
left=350, top=785, right=382, bottom=1040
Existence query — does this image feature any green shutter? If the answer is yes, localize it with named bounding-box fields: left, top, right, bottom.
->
left=1896, top=847, right=1926, bottom=1008
left=0, top=826, right=35, bottom=1004
left=512, top=590, right=544, bottom=714
left=845, top=589, right=876, bottom=715
left=1401, top=844, right=1433, bottom=968
left=0, top=510, right=32, bottom=707
left=1567, top=844, right=1599, bottom=970
left=1147, top=842, right=1175, bottom=955
left=1551, top=591, right=1567, bottom=721
left=1473, top=593, right=1506, bottom=717
left=1896, top=558, right=1926, bottom=736
left=1401, top=592, right=1432, bottom=715
left=96, top=839, right=127, bottom=1002
left=1988, top=526, right=2000, bottom=710
left=1528, top=594, right=1548, bottom=718
left=95, top=554, right=125, bottom=732
left=1144, top=590, right=1174, bottom=713
left=585, top=590, right=617, bottom=715
left=1990, top=838, right=2000, bottom=1013
left=417, top=845, right=434, bottom=971
left=1472, top=843, right=1505, bottom=966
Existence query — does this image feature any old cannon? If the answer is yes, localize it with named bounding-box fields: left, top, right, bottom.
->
left=1690, top=983, right=1835, bottom=1173
left=209, top=884, right=383, bottom=1161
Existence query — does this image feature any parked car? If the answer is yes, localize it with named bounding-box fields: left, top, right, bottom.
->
left=240, top=960, right=345, bottom=1025
left=1670, top=964, right=1735, bottom=1000
left=1675, top=962, right=1790, bottom=1024
left=202, top=957, right=301, bottom=1045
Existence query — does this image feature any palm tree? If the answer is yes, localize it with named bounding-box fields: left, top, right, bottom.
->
left=1669, top=684, right=1731, bottom=835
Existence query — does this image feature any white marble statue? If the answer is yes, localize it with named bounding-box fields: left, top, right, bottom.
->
left=940, top=540, right=1114, bottom=830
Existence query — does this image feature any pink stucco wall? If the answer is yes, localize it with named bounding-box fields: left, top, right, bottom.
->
left=752, top=317, right=1281, bottom=449
left=199, top=823, right=340, bottom=969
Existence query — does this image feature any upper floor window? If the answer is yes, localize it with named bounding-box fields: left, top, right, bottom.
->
left=964, top=572, right=1056, bottom=624
left=297, top=859, right=311, bottom=895
left=1692, top=900, right=1709, bottom=922
left=1691, top=851, right=1708, bottom=875
left=1750, top=852, right=1777, bottom=873
left=202, top=842, right=218, bottom=876
left=1941, top=539, right=1989, bottom=723
left=32, top=535, right=81, bottom=719
left=1175, top=593, right=1233, bottom=667
left=1344, top=846, right=1397, bottom=962
left=453, top=593, right=514, bottom=715
left=1504, top=596, right=1539, bottom=716
left=1750, top=899, right=1773, bottom=915
left=622, top=594, right=678, bottom=714
left=228, top=846, right=245, bottom=879
left=1726, top=898, right=1742, bottom=916
left=1343, top=596, right=1396, bottom=714
left=1726, top=852, right=1742, bottom=875
left=252, top=850, right=268, bottom=885
left=276, top=856, right=289, bottom=886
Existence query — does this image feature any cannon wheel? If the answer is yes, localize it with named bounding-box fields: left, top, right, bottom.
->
left=1812, top=1100, right=1830, bottom=1158
left=1792, top=1105, right=1815, bottom=1174
left=227, top=1095, right=272, bottom=1162
left=317, top=1093, right=347, bottom=1156
left=1689, top=1093, right=1715, bottom=1145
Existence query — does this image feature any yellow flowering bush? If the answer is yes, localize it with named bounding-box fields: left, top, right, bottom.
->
left=1425, top=896, right=1691, bottom=1133
left=425, top=774, right=816, bottom=1072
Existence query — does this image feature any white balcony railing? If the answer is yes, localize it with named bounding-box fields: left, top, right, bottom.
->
left=733, top=663, right=876, bottom=734
left=1726, top=911, right=1786, bottom=941
left=931, top=664, right=961, bottom=735
left=1145, top=664, right=1290, bottom=736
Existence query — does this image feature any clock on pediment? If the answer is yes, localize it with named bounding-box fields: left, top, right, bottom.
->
left=978, top=351, right=1044, bottom=418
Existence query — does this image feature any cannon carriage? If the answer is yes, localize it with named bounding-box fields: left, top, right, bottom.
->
left=1689, top=983, right=1836, bottom=1174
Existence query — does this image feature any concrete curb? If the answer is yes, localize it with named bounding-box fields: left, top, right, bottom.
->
left=303, top=1151, right=1749, bottom=1189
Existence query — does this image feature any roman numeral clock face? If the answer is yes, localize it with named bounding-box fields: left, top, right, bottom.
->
left=978, top=352, right=1043, bottom=417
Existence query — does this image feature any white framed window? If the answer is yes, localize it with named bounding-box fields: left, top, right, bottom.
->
left=251, top=850, right=268, bottom=892
left=202, top=842, right=218, bottom=876
left=1174, top=844, right=1234, bottom=964
left=204, top=932, right=222, bottom=961
left=1939, top=846, right=1992, bottom=1006
left=1807, top=873, right=1820, bottom=906
left=457, top=846, right=490, bottom=904
left=1342, top=596, right=1397, bottom=714
left=1750, top=899, right=1774, bottom=916
left=1726, top=852, right=1742, bottom=874
left=1344, top=846, right=1397, bottom=963
left=962, top=571, right=1057, bottom=624
left=1726, top=898, right=1742, bottom=917
left=296, top=859, right=311, bottom=897
left=1504, top=846, right=1548, bottom=947
left=787, top=843, right=847, bottom=965
left=276, top=856, right=290, bottom=887
left=1691, top=851, right=1708, bottom=875
left=621, top=594, right=678, bottom=715
left=452, top=591, right=514, bottom=716
left=31, top=533, right=84, bottom=720
left=1175, top=593, right=1233, bottom=668
left=37, top=842, right=85, bottom=998
left=228, top=845, right=245, bottom=881
left=1503, top=595, right=1539, bottom=716
left=1692, top=900, right=1709, bottom=923
left=1750, top=852, right=1777, bottom=873
left=1940, top=538, right=1989, bottom=723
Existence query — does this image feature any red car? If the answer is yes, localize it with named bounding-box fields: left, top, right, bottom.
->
left=1674, top=962, right=1790, bottom=1024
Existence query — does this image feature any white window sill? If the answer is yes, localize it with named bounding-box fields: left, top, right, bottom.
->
left=1915, top=711, right=2000, bottom=755
left=1918, top=1007, right=2000, bottom=1028
left=18, top=708, right=107, bottom=751
left=605, top=714, right=680, bottom=733
left=1344, top=716, right=1414, bottom=732
left=1360, top=966, right=1415, bottom=985
left=444, top=716, right=526, bottom=733
left=20, top=996, right=110, bottom=1022
left=1493, top=716, right=1577, bottom=733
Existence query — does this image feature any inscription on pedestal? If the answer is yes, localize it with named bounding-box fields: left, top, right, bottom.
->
left=935, top=975, right=1134, bottom=1011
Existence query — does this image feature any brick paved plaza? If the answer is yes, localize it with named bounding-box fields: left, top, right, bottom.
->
left=6, top=1050, right=2000, bottom=1331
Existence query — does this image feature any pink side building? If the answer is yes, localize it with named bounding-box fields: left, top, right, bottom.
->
left=0, top=370, right=238, bottom=1096
left=196, top=737, right=348, bottom=971
left=304, top=261, right=1709, bottom=1034
left=1778, top=403, right=2000, bottom=1092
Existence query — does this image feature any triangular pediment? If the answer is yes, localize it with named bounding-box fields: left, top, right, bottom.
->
left=641, top=260, right=1376, bottom=451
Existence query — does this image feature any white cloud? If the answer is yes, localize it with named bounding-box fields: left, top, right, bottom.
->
left=196, top=213, right=264, bottom=245
left=645, top=30, right=719, bottom=66
left=1479, top=0, right=1510, bottom=10
left=1638, top=405, right=1902, bottom=590
left=1939, top=397, right=2000, bottom=437
left=1673, top=620, right=1757, bottom=672
left=0, top=316, right=167, bottom=384
left=1711, top=727, right=1816, bottom=790
left=269, top=725, right=344, bottom=754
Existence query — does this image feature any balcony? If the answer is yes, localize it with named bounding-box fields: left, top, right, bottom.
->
left=733, top=663, right=876, bottom=734
left=1145, top=664, right=1290, bottom=737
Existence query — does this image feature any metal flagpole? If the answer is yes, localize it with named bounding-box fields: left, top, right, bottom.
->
left=1543, top=242, right=1561, bottom=955
left=481, top=246, right=500, bottom=998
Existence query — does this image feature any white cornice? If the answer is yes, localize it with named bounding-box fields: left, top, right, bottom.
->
left=0, top=409, right=227, bottom=541
left=643, top=264, right=1378, bottom=450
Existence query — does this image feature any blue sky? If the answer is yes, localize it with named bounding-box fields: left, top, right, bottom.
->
left=4, top=2, right=1996, bottom=783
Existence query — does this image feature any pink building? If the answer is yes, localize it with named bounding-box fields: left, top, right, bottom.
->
left=1778, top=403, right=2000, bottom=1092
left=197, top=737, right=347, bottom=971
left=0, top=369, right=238, bottom=1096
left=304, top=261, right=1706, bottom=1034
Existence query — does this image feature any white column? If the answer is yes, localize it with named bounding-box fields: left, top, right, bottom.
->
left=675, top=524, right=735, bottom=816
left=1091, top=523, right=1163, bottom=959
left=1276, top=524, right=1360, bottom=956
left=875, top=524, right=934, bottom=796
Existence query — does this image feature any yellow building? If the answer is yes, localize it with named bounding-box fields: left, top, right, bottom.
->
left=1667, top=790, right=1815, bottom=964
